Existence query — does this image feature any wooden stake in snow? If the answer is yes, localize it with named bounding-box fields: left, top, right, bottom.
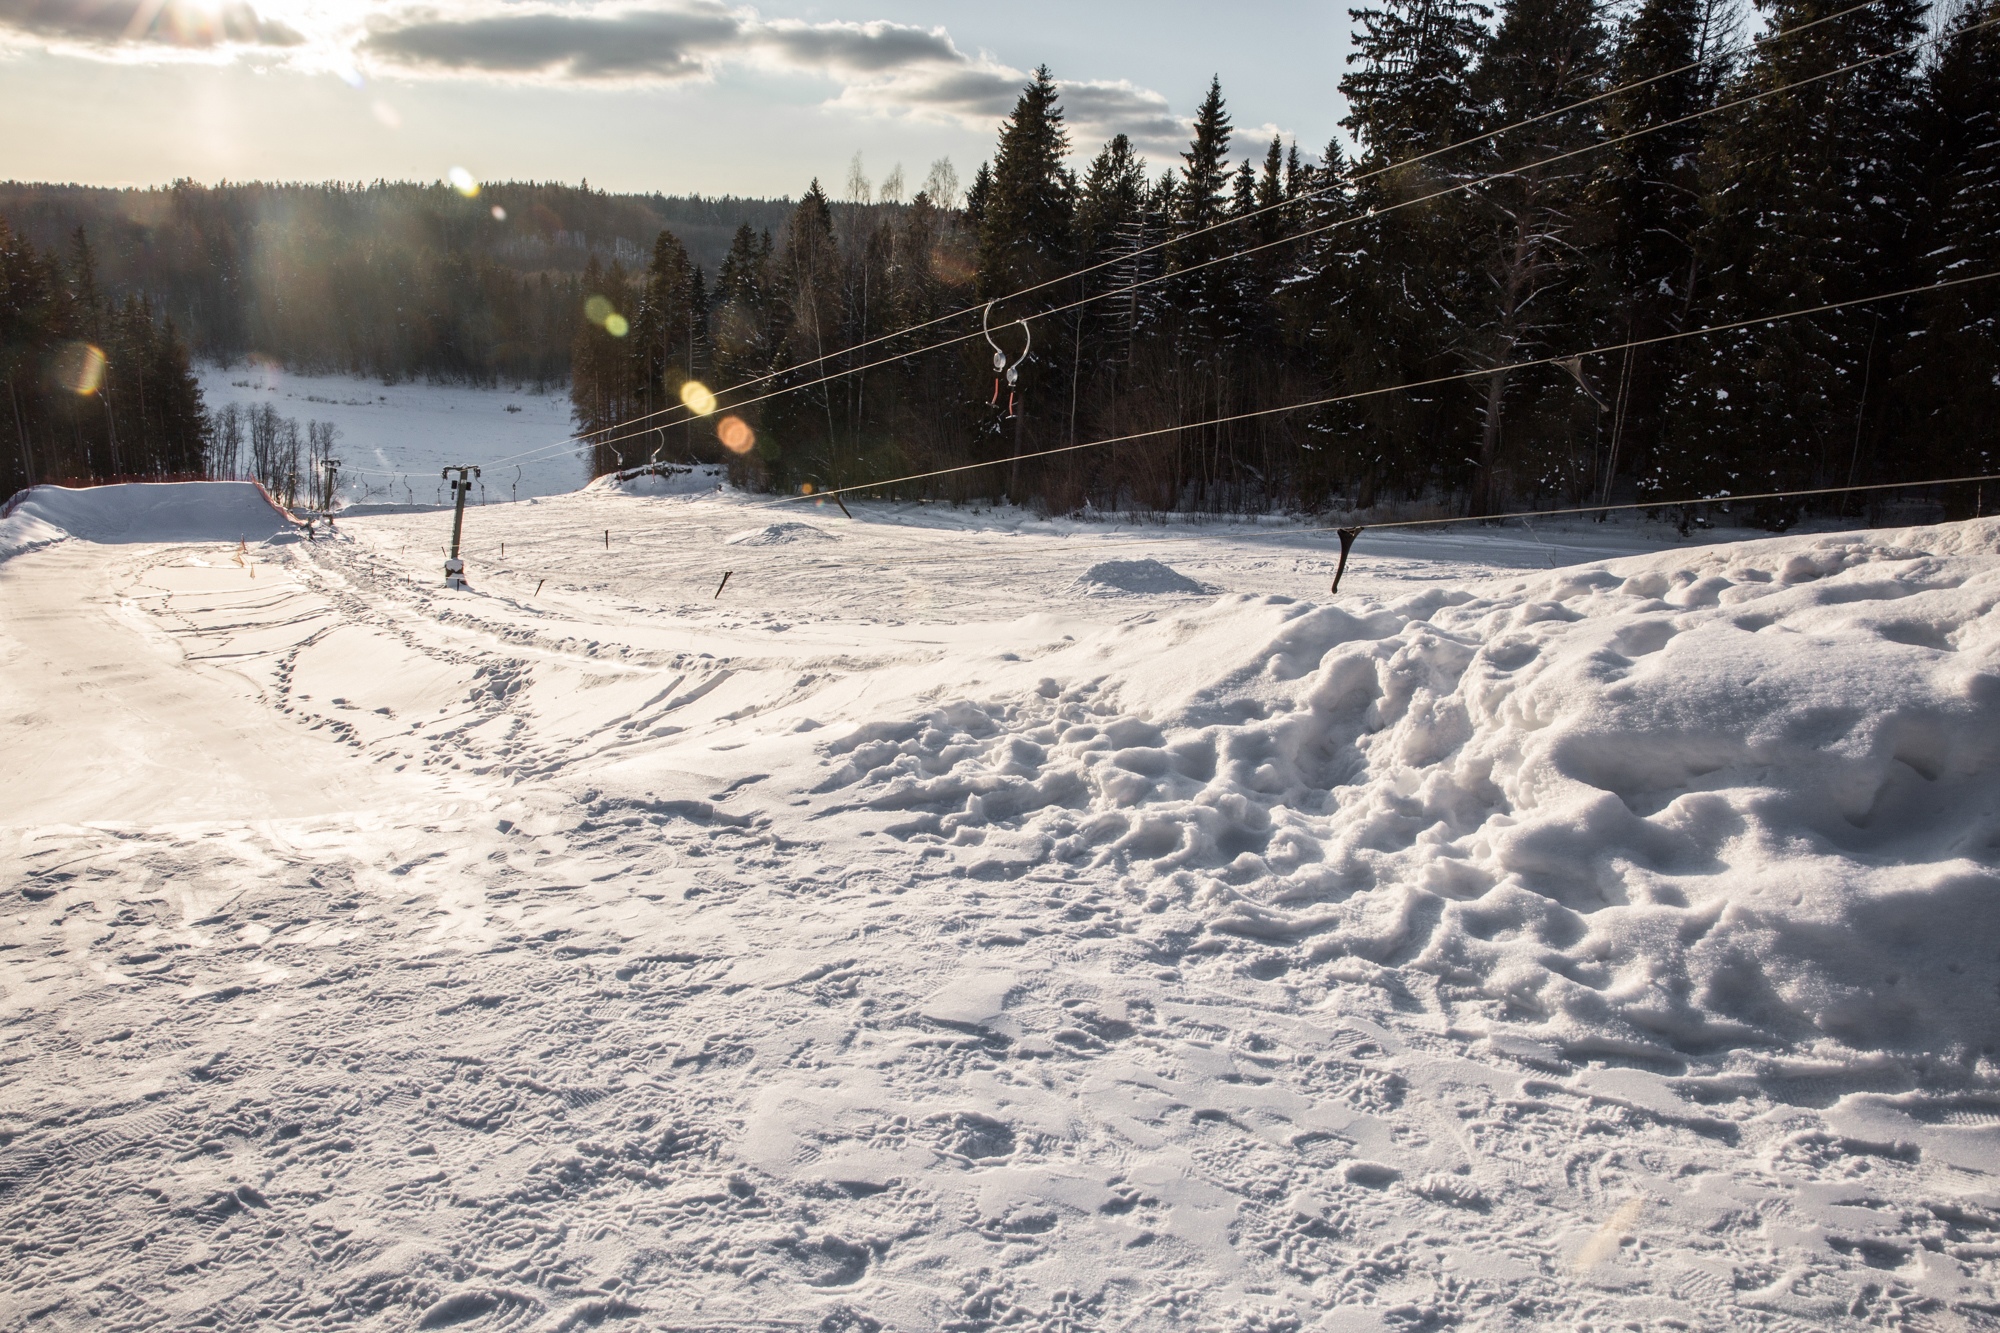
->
left=535, top=579, right=545, bottom=597
left=604, top=529, right=609, bottom=549
left=1330, top=527, right=1364, bottom=594
left=714, top=571, right=732, bottom=599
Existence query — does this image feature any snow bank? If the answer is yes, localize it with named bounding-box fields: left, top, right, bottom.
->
left=592, top=463, right=729, bottom=497
left=1071, top=556, right=1212, bottom=596
left=822, top=522, right=2000, bottom=1063
left=0, top=482, right=295, bottom=559
left=725, top=520, right=835, bottom=546
left=0, top=508, right=66, bottom=563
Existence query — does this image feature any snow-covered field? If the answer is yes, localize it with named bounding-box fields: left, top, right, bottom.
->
left=3, top=477, right=1998, bottom=1332
left=196, top=364, right=583, bottom=505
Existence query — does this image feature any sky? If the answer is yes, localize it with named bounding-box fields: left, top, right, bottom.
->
left=0, top=0, right=1354, bottom=199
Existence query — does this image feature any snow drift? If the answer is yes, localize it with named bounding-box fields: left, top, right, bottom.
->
left=1071, top=556, right=1212, bottom=596
left=593, top=463, right=729, bottom=498
left=821, top=522, right=2000, bottom=1065
left=0, top=481, right=295, bottom=559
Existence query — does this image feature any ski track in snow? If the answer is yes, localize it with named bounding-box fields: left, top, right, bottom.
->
left=2, top=479, right=1998, bottom=1332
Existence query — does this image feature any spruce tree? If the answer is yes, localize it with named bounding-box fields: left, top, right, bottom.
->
left=1895, top=0, right=2000, bottom=493
left=1669, top=0, right=1928, bottom=513
left=978, top=67, right=1075, bottom=296
left=1591, top=0, right=1732, bottom=504
left=1170, top=78, right=1246, bottom=345
left=1459, top=0, right=1611, bottom=513
left=712, top=224, right=774, bottom=392
left=1341, top=0, right=1491, bottom=165
left=633, top=229, right=701, bottom=452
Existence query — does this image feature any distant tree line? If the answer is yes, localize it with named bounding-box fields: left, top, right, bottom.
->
left=574, top=0, right=2000, bottom=521
left=0, top=181, right=797, bottom=387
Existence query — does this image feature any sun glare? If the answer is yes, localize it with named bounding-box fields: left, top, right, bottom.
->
left=717, top=415, right=755, bottom=454
left=57, top=343, right=107, bottom=396
left=448, top=166, right=479, bottom=197
left=680, top=381, right=717, bottom=416
left=583, top=295, right=629, bottom=337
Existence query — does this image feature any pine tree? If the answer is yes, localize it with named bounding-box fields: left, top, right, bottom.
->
left=712, top=224, right=774, bottom=392
left=1895, top=0, right=2000, bottom=492
left=633, top=229, right=702, bottom=455
left=962, top=162, right=993, bottom=233
left=1341, top=0, right=1492, bottom=166
left=1330, top=0, right=1489, bottom=506
left=1169, top=78, right=1246, bottom=345
left=1590, top=0, right=1734, bottom=504
left=978, top=67, right=1075, bottom=296
left=1459, top=0, right=1612, bottom=513
left=1667, top=0, right=1928, bottom=515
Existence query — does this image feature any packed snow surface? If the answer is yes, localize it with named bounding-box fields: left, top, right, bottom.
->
left=3, top=483, right=1997, bottom=1333
left=1072, top=556, right=1212, bottom=596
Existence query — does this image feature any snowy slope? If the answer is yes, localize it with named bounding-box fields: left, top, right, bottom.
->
left=2, top=485, right=1996, bottom=1333
left=197, top=364, right=582, bottom=505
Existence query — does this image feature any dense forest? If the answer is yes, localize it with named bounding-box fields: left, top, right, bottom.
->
left=0, top=182, right=796, bottom=385
left=574, top=0, right=2000, bottom=521
left=5, top=0, right=1998, bottom=520
left=0, top=221, right=209, bottom=497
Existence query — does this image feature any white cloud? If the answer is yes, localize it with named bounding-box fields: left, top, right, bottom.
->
left=5, top=0, right=1200, bottom=159
left=355, top=2, right=1193, bottom=152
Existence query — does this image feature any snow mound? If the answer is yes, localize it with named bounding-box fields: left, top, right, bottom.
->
left=725, top=521, right=835, bottom=546
left=594, top=463, right=728, bottom=497
left=0, top=507, right=66, bottom=563
left=1, top=482, right=294, bottom=557
left=823, top=522, right=2000, bottom=1063
left=1072, top=557, right=1212, bottom=596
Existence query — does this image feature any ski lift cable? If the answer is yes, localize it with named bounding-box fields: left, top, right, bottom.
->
left=472, top=0, right=1908, bottom=472
left=553, top=17, right=1986, bottom=470
left=738, top=265, right=2000, bottom=512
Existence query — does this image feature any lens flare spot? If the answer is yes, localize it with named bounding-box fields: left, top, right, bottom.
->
left=604, top=313, right=629, bottom=337
left=800, top=482, right=814, bottom=495
left=490, top=204, right=507, bottom=221
left=57, top=343, right=107, bottom=396
left=680, top=380, right=717, bottom=416
left=448, top=166, right=479, bottom=197
left=717, top=414, right=755, bottom=454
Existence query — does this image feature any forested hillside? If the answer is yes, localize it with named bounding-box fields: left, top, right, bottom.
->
left=575, top=0, right=2000, bottom=520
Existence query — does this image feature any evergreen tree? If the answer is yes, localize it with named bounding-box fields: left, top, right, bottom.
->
left=978, top=67, right=1075, bottom=296
left=1341, top=0, right=1492, bottom=165
left=712, top=224, right=775, bottom=392
left=1170, top=78, right=1246, bottom=344
left=1590, top=0, right=1734, bottom=503
left=633, top=229, right=706, bottom=459
left=1459, top=0, right=1612, bottom=513
left=1666, top=0, right=1928, bottom=514
left=1894, top=0, right=2000, bottom=493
